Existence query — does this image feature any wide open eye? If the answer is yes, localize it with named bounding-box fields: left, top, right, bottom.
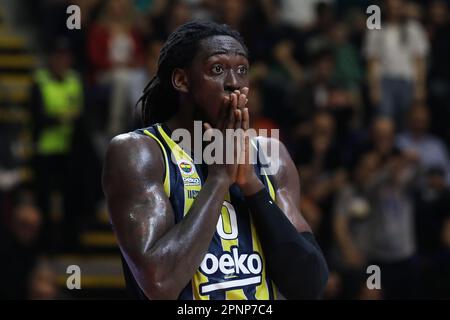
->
left=237, top=65, right=248, bottom=75
left=211, top=64, right=224, bottom=75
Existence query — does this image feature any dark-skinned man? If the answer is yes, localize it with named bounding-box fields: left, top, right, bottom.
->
left=102, top=21, right=328, bottom=300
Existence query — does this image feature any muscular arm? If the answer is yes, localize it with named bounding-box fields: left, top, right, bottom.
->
left=270, top=138, right=312, bottom=233
left=244, top=137, right=329, bottom=299
left=102, top=133, right=230, bottom=299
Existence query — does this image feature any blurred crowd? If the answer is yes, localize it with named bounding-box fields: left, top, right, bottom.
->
left=1, top=0, right=450, bottom=299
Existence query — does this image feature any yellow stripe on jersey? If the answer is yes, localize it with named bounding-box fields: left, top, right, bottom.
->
left=157, top=125, right=210, bottom=300
left=220, top=193, right=246, bottom=300
left=157, top=124, right=193, bottom=162
left=143, top=129, right=171, bottom=197
left=256, top=141, right=279, bottom=299
left=250, top=138, right=276, bottom=200
left=156, top=125, right=276, bottom=300
left=249, top=217, right=270, bottom=300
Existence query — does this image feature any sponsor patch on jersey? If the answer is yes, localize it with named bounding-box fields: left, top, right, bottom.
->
left=178, top=161, right=195, bottom=176
left=198, top=246, right=263, bottom=295
left=183, top=177, right=201, bottom=186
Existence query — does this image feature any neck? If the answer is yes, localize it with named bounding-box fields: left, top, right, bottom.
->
left=166, top=104, right=196, bottom=137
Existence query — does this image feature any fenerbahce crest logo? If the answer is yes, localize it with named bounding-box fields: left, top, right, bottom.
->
left=178, top=160, right=200, bottom=186
left=178, top=160, right=195, bottom=175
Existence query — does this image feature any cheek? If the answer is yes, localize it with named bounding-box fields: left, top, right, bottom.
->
left=192, top=77, right=225, bottom=120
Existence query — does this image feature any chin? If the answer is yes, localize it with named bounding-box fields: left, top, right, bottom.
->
left=192, top=109, right=209, bottom=124
left=193, top=106, right=214, bottom=124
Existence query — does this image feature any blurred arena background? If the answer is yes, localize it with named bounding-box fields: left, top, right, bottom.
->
left=0, top=0, right=449, bottom=300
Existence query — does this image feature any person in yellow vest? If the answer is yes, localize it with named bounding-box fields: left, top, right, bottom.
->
left=30, top=39, right=83, bottom=251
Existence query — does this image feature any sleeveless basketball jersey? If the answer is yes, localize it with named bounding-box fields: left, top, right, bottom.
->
left=122, top=123, right=278, bottom=300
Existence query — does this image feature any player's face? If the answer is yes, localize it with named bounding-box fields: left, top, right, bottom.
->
left=187, top=35, right=249, bottom=127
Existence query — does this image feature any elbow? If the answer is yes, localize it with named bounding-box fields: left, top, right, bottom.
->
left=294, top=250, right=329, bottom=299
left=142, top=270, right=182, bottom=300
left=306, top=250, right=329, bottom=299
left=274, top=244, right=329, bottom=300
left=143, top=280, right=180, bottom=300
left=132, top=260, right=182, bottom=300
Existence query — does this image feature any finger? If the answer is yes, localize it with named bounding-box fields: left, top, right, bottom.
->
left=203, top=122, right=212, bottom=131
left=241, top=87, right=249, bottom=96
left=203, top=122, right=213, bottom=141
left=234, top=109, right=242, bottom=130
left=244, top=126, right=251, bottom=164
left=242, top=107, right=249, bottom=130
left=232, top=92, right=239, bottom=109
left=234, top=109, right=242, bottom=163
left=242, top=107, right=251, bottom=164
left=234, top=89, right=241, bottom=105
left=234, top=90, right=241, bottom=106
left=226, top=93, right=237, bottom=129
left=238, top=93, right=246, bottom=110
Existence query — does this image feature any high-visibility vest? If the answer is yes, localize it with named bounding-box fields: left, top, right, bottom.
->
left=35, top=69, right=83, bottom=155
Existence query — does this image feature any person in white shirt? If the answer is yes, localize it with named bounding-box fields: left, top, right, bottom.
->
left=365, top=0, right=429, bottom=130
left=397, top=104, right=450, bottom=185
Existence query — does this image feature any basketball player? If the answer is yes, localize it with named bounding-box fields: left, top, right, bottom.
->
left=102, top=21, right=328, bottom=300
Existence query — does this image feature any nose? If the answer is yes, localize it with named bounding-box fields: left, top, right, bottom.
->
left=224, top=70, right=240, bottom=93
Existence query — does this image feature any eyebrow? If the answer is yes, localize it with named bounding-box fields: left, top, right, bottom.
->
left=207, top=49, right=248, bottom=59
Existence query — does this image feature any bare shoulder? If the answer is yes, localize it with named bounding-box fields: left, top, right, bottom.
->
left=254, top=136, right=294, bottom=181
left=255, top=136, right=291, bottom=159
left=102, top=131, right=165, bottom=196
left=256, top=137, right=310, bottom=232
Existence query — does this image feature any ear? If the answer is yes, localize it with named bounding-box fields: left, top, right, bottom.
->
left=172, top=68, right=189, bottom=94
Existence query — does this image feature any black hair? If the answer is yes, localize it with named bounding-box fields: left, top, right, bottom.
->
left=138, top=20, right=248, bottom=126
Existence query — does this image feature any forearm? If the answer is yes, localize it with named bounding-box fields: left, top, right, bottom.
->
left=246, top=189, right=329, bottom=299
left=143, top=174, right=230, bottom=298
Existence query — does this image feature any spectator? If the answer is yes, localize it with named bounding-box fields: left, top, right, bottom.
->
left=150, top=0, right=193, bottom=40
left=414, top=167, right=450, bottom=257
left=397, top=103, right=450, bottom=185
left=30, top=38, right=84, bottom=252
left=0, top=199, right=42, bottom=299
left=279, top=0, right=334, bottom=30
left=329, top=22, right=363, bottom=92
left=129, top=39, right=164, bottom=126
left=304, top=1, right=336, bottom=55
left=331, top=152, right=377, bottom=299
left=27, top=259, right=60, bottom=300
left=329, top=21, right=364, bottom=129
left=296, top=111, right=347, bottom=253
left=363, top=117, right=419, bottom=299
left=365, top=0, right=429, bottom=130
left=292, top=48, right=355, bottom=142
left=87, top=0, right=144, bottom=140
